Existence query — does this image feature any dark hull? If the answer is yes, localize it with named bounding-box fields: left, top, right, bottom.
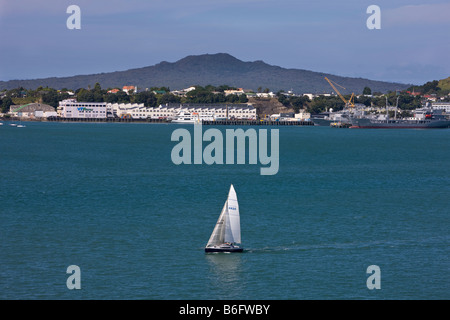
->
left=351, top=118, right=450, bottom=129
left=311, top=118, right=351, bottom=126
left=205, top=247, right=243, bottom=253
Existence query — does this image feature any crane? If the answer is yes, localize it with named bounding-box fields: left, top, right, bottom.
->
left=324, top=77, right=355, bottom=108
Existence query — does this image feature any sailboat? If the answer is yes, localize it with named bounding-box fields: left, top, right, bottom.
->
left=205, top=184, right=243, bottom=253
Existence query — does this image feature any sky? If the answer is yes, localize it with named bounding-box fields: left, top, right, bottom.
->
left=0, top=0, right=449, bottom=86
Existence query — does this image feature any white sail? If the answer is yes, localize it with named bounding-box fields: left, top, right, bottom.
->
left=224, top=184, right=241, bottom=244
left=206, top=201, right=228, bottom=247
left=206, top=184, right=241, bottom=247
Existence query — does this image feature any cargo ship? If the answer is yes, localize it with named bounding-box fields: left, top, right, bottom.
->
left=311, top=111, right=352, bottom=126
left=350, top=109, right=450, bottom=129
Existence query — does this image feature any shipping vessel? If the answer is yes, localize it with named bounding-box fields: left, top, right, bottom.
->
left=350, top=109, right=450, bottom=129
left=311, top=111, right=352, bottom=126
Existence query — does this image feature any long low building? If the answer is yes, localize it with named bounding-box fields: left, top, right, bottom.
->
left=157, top=103, right=256, bottom=120
left=110, top=103, right=256, bottom=120
left=9, top=103, right=57, bottom=118
left=57, top=100, right=257, bottom=120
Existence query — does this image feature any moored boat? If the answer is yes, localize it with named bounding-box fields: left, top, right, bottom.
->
left=350, top=109, right=450, bottom=129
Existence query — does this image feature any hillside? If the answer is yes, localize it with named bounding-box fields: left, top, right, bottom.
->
left=438, top=76, right=450, bottom=91
left=0, top=53, right=409, bottom=94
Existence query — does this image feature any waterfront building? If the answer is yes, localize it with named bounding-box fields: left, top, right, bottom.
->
left=109, top=103, right=147, bottom=119
left=58, top=99, right=108, bottom=118
left=159, top=103, right=256, bottom=120
left=431, top=102, right=450, bottom=113
left=56, top=100, right=256, bottom=120
left=9, top=103, right=56, bottom=118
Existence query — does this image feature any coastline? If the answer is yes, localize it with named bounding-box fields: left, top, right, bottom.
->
left=0, top=117, right=314, bottom=126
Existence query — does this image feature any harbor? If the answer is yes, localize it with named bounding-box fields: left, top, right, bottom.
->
left=1, top=121, right=449, bottom=300
left=2, top=116, right=314, bottom=126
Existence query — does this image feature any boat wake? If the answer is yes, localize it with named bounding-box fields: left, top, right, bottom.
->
left=243, top=237, right=448, bottom=253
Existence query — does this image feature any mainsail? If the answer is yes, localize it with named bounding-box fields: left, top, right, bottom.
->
left=206, top=201, right=228, bottom=247
left=224, top=184, right=241, bottom=244
left=206, top=184, right=241, bottom=247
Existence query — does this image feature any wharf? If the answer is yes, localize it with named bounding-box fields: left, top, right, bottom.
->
left=202, top=120, right=313, bottom=126
left=45, top=117, right=168, bottom=123
left=3, top=117, right=314, bottom=126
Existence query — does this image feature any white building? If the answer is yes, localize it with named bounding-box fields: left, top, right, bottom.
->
left=295, top=110, right=311, bottom=121
left=256, top=92, right=276, bottom=98
left=9, top=103, right=56, bottom=118
left=110, top=103, right=256, bottom=120
left=122, top=86, right=137, bottom=94
left=161, top=103, right=256, bottom=120
left=58, top=99, right=108, bottom=118
left=224, top=88, right=245, bottom=96
left=110, top=103, right=147, bottom=119
left=431, top=102, right=450, bottom=113
left=57, top=100, right=257, bottom=120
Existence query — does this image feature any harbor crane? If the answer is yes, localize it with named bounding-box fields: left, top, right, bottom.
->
left=324, top=77, right=355, bottom=108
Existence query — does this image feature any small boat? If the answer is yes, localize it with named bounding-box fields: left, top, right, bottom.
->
left=205, top=184, right=243, bottom=253
left=16, top=125, right=26, bottom=128
left=10, top=123, right=17, bottom=126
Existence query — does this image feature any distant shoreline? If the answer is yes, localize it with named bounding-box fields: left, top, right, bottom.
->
left=0, top=117, right=314, bottom=126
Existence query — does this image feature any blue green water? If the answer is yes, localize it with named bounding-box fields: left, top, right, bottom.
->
left=1, top=122, right=449, bottom=299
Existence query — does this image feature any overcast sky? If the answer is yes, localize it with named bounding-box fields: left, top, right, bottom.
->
left=1, top=0, right=449, bottom=85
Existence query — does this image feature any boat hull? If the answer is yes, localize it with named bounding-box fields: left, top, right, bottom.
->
left=351, top=118, right=450, bottom=129
left=311, top=117, right=351, bottom=127
left=205, top=247, right=243, bottom=253
left=205, top=243, right=243, bottom=253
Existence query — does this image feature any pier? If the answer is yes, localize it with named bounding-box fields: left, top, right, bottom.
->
left=44, top=117, right=169, bottom=123
left=202, top=120, right=313, bottom=126
left=5, top=117, right=314, bottom=126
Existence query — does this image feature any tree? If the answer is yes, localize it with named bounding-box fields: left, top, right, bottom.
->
left=77, top=88, right=95, bottom=102
left=363, top=86, right=372, bottom=95
left=41, top=89, right=59, bottom=107
left=1, top=97, right=13, bottom=113
left=308, top=95, right=344, bottom=114
left=158, top=93, right=180, bottom=105
left=104, top=93, right=119, bottom=104
left=238, top=94, right=248, bottom=103
left=135, top=91, right=157, bottom=108
left=290, top=96, right=310, bottom=113
left=277, top=94, right=289, bottom=107
left=116, top=91, right=130, bottom=103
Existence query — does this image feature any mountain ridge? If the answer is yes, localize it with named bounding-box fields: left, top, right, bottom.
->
left=0, top=53, right=409, bottom=93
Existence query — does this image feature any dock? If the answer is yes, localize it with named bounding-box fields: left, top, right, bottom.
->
left=44, top=117, right=169, bottom=123
left=202, top=120, right=313, bottom=126
left=7, top=117, right=314, bottom=126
